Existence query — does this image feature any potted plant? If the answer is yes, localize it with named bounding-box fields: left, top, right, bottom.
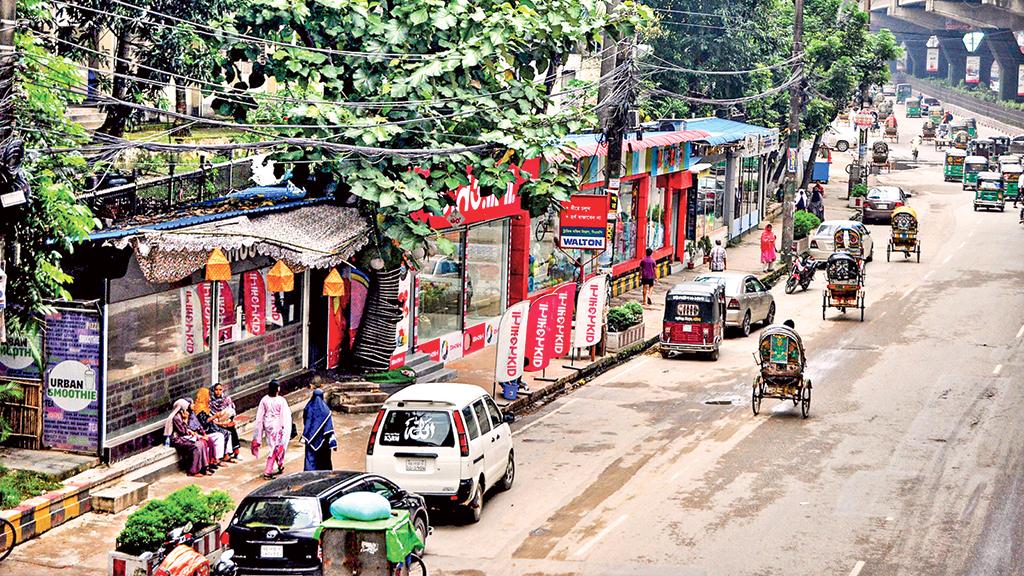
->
left=605, top=301, right=646, bottom=352
left=849, top=183, right=868, bottom=208
left=792, top=211, right=822, bottom=254
left=698, top=235, right=713, bottom=265
left=109, top=485, right=233, bottom=576
left=684, top=240, right=696, bottom=269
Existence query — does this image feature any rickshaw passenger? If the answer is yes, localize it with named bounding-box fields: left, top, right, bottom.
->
left=781, top=319, right=806, bottom=362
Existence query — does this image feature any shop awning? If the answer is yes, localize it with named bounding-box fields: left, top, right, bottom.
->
left=549, top=129, right=710, bottom=162
left=109, top=204, right=371, bottom=283
left=688, top=162, right=713, bottom=174
left=660, top=118, right=775, bottom=146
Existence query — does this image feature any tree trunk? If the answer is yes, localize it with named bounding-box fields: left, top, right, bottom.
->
left=799, top=132, right=824, bottom=191
left=97, top=34, right=133, bottom=138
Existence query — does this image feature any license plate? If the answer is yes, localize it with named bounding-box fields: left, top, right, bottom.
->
left=405, top=459, right=426, bottom=472
left=261, top=545, right=283, bottom=559
left=682, top=325, right=692, bottom=332
left=875, top=203, right=888, bottom=209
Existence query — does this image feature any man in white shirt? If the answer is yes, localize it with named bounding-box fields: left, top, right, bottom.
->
left=710, top=240, right=727, bottom=272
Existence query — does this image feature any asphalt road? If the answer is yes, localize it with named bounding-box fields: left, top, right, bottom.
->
left=425, top=115, right=1024, bottom=575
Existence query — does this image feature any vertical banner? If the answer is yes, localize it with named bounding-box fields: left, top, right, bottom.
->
left=390, top=267, right=413, bottom=368
left=524, top=293, right=557, bottom=372
left=991, top=61, right=1001, bottom=92
left=574, top=275, right=607, bottom=348
left=43, top=309, right=101, bottom=453
left=1018, top=64, right=1024, bottom=96
left=179, top=286, right=200, bottom=354
left=926, top=49, right=939, bottom=73
left=550, top=282, right=576, bottom=358
left=196, top=281, right=237, bottom=344
left=494, top=300, right=530, bottom=384
left=242, top=271, right=267, bottom=337
left=326, top=296, right=343, bottom=369
left=966, top=56, right=981, bottom=85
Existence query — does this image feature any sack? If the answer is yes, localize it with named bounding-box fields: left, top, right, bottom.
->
left=329, top=491, right=392, bottom=522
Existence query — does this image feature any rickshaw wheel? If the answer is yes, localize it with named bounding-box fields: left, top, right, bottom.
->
left=886, top=244, right=891, bottom=262
left=916, top=243, right=921, bottom=263
left=751, top=376, right=762, bottom=415
left=801, top=386, right=811, bottom=419
left=661, top=349, right=671, bottom=359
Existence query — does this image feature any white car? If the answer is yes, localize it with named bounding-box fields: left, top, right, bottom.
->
left=822, top=125, right=857, bottom=152
left=365, top=383, right=515, bottom=523
left=694, top=272, right=776, bottom=337
left=808, top=220, right=875, bottom=263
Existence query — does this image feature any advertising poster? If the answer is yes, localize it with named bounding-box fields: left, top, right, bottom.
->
left=0, top=331, right=42, bottom=380
left=550, top=282, right=576, bottom=358
left=559, top=194, right=609, bottom=250
left=196, top=281, right=237, bottom=344
left=966, top=56, right=981, bottom=85
left=524, top=293, right=556, bottom=372
left=494, top=300, right=530, bottom=384
left=242, top=271, right=268, bottom=337
left=926, top=49, right=939, bottom=73
left=43, top=309, right=101, bottom=453
left=179, top=286, right=201, bottom=354
left=574, top=275, right=607, bottom=348
left=991, top=61, right=1001, bottom=92
left=1019, top=64, right=1024, bottom=97
left=390, top=268, right=413, bottom=368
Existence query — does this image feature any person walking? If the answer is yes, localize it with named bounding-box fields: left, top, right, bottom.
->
left=760, top=224, right=778, bottom=272
left=710, top=239, right=727, bottom=272
left=808, top=187, right=825, bottom=221
left=640, top=248, right=656, bottom=305
left=211, top=383, right=240, bottom=461
left=253, top=379, right=291, bottom=480
left=795, top=188, right=808, bottom=212
left=301, top=384, right=337, bottom=471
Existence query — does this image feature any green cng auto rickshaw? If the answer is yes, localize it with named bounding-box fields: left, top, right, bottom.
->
left=974, top=172, right=1005, bottom=212
left=929, top=106, right=944, bottom=125
left=944, top=149, right=966, bottom=182
left=906, top=97, right=922, bottom=118
left=965, top=118, right=978, bottom=138
left=963, top=156, right=989, bottom=190
left=1001, top=164, right=1022, bottom=199
left=896, top=83, right=912, bottom=104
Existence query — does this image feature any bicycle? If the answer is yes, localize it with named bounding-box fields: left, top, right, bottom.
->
left=0, top=516, right=16, bottom=562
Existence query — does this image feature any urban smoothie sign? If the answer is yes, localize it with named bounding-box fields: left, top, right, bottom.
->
left=44, top=309, right=101, bottom=453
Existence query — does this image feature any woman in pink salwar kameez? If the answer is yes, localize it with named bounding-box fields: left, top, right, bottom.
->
left=252, top=380, right=291, bottom=480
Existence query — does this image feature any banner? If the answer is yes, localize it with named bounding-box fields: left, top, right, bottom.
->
left=574, top=275, right=607, bottom=348
left=966, top=56, right=981, bottom=85
left=0, top=331, right=42, bottom=379
left=926, top=49, right=939, bottom=73
left=524, top=294, right=557, bottom=372
left=991, top=61, right=1001, bottom=92
left=1019, top=64, right=1024, bottom=96
left=550, top=282, right=576, bottom=358
left=494, top=300, right=530, bottom=384
left=242, top=271, right=267, bottom=336
left=559, top=194, right=609, bottom=250
left=179, top=286, right=201, bottom=354
left=43, top=309, right=101, bottom=453
left=196, top=281, right=237, bottom=345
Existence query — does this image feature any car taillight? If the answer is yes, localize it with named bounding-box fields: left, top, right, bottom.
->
left=220, top=531, right=230, bottom=548
left=317, top=540, right=323, bottom=562
left=727, top=298, right=740, bottom=309
left=894, top=201, right=903, bottom=208
left=366, top=409, right=385, bottom=455
left=663, top=326, right=671, bottom=336
left=452, top=410, right=470, bottom=457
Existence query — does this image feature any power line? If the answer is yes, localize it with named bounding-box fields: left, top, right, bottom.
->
left=641, top=53, right=803, bottom=76
left=645, top=72, right=802, bottom=105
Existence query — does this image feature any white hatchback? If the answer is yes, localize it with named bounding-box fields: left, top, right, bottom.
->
left=365, top=383, right=515, bottom=523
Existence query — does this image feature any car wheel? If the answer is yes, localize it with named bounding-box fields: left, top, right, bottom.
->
left=741, top=311, right=752, bottom=337
left=867, top=248, right=874, bottom=262
left=764, top=302, right=776, bottom=325
left=464, top=479, right=484, bottom=524
left=413, top=515, right=428, bottom=554
left=836, top=140, right=850, bottom=152
left=499, top=451, right=515, bottom=492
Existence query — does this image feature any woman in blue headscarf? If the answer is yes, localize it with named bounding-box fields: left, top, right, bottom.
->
left=301, top=385, right=337, bottom=471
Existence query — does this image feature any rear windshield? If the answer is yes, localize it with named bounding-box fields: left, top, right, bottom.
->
left=665, top=298, right=714, bottom=322
left=815, top=223, right=837, bottom=237
left=695, top=275, right=739, bottom=293
left=380, top=410, right=455, bottom=448
left=234, top=498, right=320, bottom=531
left=868, top=188, right=900, bottom=200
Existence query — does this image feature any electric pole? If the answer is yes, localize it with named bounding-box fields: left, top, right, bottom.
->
left=780, top=0, right=805, bottom=266
left=596, top=0, right=622, bottom=129
left=0, top=0, right=14, bottom=342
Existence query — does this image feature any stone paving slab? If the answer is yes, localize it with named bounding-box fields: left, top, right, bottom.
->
left=0, top=448, right=99, bottom=481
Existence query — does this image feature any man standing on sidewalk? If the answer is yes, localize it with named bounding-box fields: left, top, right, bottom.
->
left=640, top=248, right=656, bottom=305
left=710, top=240, right=727, bottom=272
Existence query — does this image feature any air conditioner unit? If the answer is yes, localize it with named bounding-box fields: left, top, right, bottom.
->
left=627, top=109, right=640, bottom=130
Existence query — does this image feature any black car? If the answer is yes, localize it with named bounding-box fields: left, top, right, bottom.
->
left=227, top=471, right=429, bottom=575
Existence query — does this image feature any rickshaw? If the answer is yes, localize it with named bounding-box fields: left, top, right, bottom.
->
left=887, top=206, right=921, bottom=262
left=992, top=135, right=1011, bottom=157
left=1010, top=136, right=1024, bottom=155
left=905, top=97, right=921, bottom=118
left=884, top=117, right=899, bottom=142
left=751, top=325, right=811, bottom=418
left=952, top=130, right=971, bottom=150
left=1001, top=164, right=1022, bottom=200
left=833, top=223, right=866, bottom=261
left=822, top=252, right=866, bottom=322
left=963, top=155, right=989, bottom=190
left=659, top=282, right=725, bottom=361
left=921, top=120, right=936, bottom=143
left=878, top=99, right=894, bottom=119
left=998, top=154, right=1021, bottom=170
left=317, top=510, right=426, bottom=576
left=871, top=141, right=889, bottom=172
left=929, top=106, right=944, bottom=124
left=896, top=83, right=912, bottom=104
left=964, top=118, right=977, bottom=138
left=943, top=149, right=966, bottom=182
left=968, top=138, right=994, bottom=160
left=974, top=172, right=1005, bottom=212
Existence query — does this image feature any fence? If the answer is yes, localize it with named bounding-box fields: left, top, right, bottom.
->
left=78, top=153, right=255, bottom=222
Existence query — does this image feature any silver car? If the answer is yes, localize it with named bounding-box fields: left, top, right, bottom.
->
left=808, top=220, right=875, bottom=264
left=694, top=272, right=775, bottom=337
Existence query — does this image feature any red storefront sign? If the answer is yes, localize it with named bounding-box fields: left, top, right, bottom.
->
left=524, top=293, right=557, bottom=372
left=558, top=194, right=609, bottom=250
left=411, top=158, right=540, bottom=229
left=550, top=282, right=576, bottom=358
left=242, top=271, right=267, bottom=336
left=196, top=281, right=236, bottom=345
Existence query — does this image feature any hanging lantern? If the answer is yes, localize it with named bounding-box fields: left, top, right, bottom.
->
left=267, top=260, right=294, bottom=292
left=205, top=248, right=232, bottom=281
left=323, top=267, right=346, bottom=297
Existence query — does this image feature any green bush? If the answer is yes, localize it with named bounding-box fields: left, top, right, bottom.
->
left=851, top=183, right=868, bottom=198
left=0, top=465, right=62, bottom=509
left=607, top=301, right=644, bottom=332
left=793, top=211, right=822, bottom=240
left=116, top=485, right=234, bottom=555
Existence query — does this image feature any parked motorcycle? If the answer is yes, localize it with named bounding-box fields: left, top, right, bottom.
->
left=140, top=523, right=238, bottom=576
left=784, top=254, right=817, bottom=294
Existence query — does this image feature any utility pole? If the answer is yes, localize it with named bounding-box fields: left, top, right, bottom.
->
left=596, top=0, right=622, bottom=129
left=780, top=0, right=805, bottom=267
left=0, top=0, right=15, bottom=342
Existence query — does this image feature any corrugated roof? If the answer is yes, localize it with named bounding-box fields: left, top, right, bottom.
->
left=659, top=118, right=775, bottom=146
left=550, top=129, right=710, bottom=162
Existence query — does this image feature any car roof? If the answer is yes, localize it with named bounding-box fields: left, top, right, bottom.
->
left=978, top=171, right=1002, bottom=178
left=385, top=383, right=487, bottom=407
left=868, top=186, right=902, bottom=193
left=816, top=220, right=860, bottom=231
left=247, top=471, right=365, bottom=498
left=668, top=281, right=723, bottom=296
left=694, top=272, right=750, bottom=282
left=965, top=156, right=988, bottom=162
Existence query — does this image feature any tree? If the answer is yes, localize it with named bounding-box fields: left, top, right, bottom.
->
left=214, top=0, right=649, bottom=259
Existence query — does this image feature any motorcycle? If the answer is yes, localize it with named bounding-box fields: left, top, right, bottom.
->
left=784, top=254, right=817, bottom=294
left=140, top=523, right=238, bottom=576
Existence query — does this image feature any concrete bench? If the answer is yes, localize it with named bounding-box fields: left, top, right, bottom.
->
left=91, top=481, right=149, bottom=514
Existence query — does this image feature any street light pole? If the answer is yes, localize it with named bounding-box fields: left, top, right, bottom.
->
left=781, top=0, right=805, bottom=267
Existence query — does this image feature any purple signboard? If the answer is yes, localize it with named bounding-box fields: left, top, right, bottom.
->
left=43, top=309, right=101, bottom=453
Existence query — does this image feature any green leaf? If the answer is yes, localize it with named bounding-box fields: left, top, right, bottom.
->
left=409, top=8, right=429, bottom=25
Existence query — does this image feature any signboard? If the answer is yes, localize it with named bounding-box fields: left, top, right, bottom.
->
left=494, top=300, right=530, bottom=384
left=0, top=332, right=42, bottom=379
left=966, top=56, right=981, bottom=85
left=524, top=293, right=556, bottom=372
left=550, top=282, right=575, bottom=358
left=1018, top=64, right=1024, bottom=96
left=1017, top=31, right=1024, bottom=54
left=786, top=147, right=799, bottom=173
left=390, top=267, right=413, bottom=367
left=558, top=194, right=609, bottom=250
left=179, top=286, right=201, bottom=354
left=411, top=158, right=541, bottom=229
left=963, top=32, right=985, bottom=53
left=926, top=49, right=939, bottom=73
left=43, top=309, right=101, bottom=453
left=573, top=275, right=607, bottom=348
left=991, top=61, right=1001, bottom=92
left=684, top=187, right=697, bottom=241
left=927, top=35, right=940, bottom=48
left=853, top=109, right=874, bottom=128
left=242, top=271, right=268, bottom=337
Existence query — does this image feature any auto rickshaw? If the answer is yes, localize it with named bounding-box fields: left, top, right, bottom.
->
left=659, top=282, right=725, bottom=361
left=929, top=106, right=944, bottom=124
left=963, top=155, right=989, bottom=190
left=317, top=510, right=426, bottom=576
left=952, top=130, right=971, bottom=150
left=992, top=135, right=1011, bottom=157
left=968, top=138, right=995, bottom=160
left=751, top=325, right=811, bottom=418
left=1010, top=136, right=1024, bottom=155
left=887, top=206, right=920, bottom=263
left=823, top=252, right=865, bottom=322
left=998, top=154, right=1021, bottom=169
left=906, top=97, right=921, bottom=118
left=974, top=172, right=1005, bottom=212
left=871, top=141, right=889, bottom=172
left=921, top=120, right=936, bottom=142
left=1001, top=164, right=1022, bottom=200
left=944, top=149, right=966, bottom=182
left=964, top=117, right=978, bottom=138
left=896, top=83, right=912, bottom=104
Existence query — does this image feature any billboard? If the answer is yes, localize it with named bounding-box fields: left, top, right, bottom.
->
left=926, top=49, right=939, bottom=73
left=558, top=194, right=609, bottom=250
left=966, top=56, right=981, bottom=85
left=43, top=309, right=101, bottom=453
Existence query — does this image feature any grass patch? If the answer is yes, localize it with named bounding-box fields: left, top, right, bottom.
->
left=0, top=465, right=62, bottom=509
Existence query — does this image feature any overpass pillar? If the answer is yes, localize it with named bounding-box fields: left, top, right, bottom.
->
left=986, top=33, right=1024, bottom=102
left=937, top=36, right=967, bottom=87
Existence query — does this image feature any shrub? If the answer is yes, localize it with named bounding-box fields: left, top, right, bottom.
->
left=0, top=465, right=62, bottom=509
left=116, top=485, right=234, bottom=555
left=607, top=301, right=644, bottom=332
left=851, top=183, right=868, bottom=198
left=793, top=211, right=822, bottom=240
